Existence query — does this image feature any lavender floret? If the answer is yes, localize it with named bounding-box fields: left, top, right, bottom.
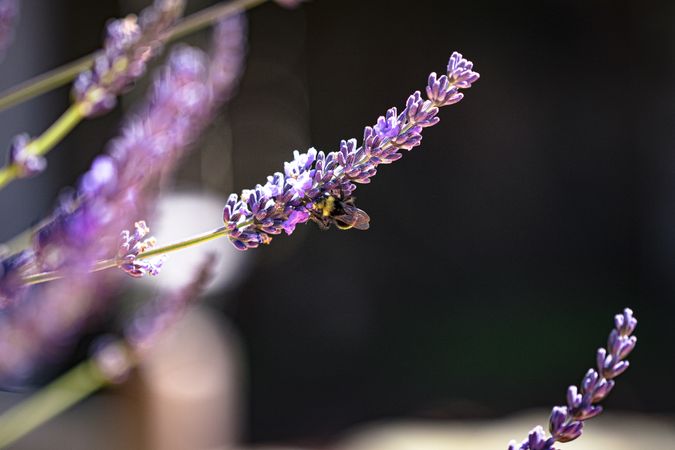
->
left=6, top=133, right=45, bottom=178
left=221, top=52, right=479, bottom=250
left=507, top=308, right=638, bottom=450
left=116, top=221, right=165, bottom=278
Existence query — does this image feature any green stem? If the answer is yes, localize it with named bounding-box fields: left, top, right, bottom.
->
left=0, top=165, right=19, bottom=191
left=21, top=224, right=242, bottom=286
left=0, top=103, right=86, bottom=190
left=0, top=359, right=109, bottom=448
left=31, top=103, right=86, bottom=157
left=137, top=225, right=231, bottom=259
left=0, top=0, right=270, bottom=113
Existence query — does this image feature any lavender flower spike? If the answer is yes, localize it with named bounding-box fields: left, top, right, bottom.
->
left=222, top=52, right=479, bottom=250
left=0, top=15, right=247, bottom=382
left=507, top=308, right=638, bottom=450
left=72, top=0, right=185, bottom=117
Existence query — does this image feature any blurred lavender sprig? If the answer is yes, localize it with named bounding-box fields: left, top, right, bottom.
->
left=0, top=0, right=186, bottom=188
left=0, top=0, right=18, bottom=61
left=124, top=254, right=215, bottom=353
left=507, top=308, right=638, bottom=450
left=0, top=14, right=247, bottom=382
left=222, top=52, right=479, bottom=250
left=92, top=254, right=215, bottom=384
left=72, top=0, right=185, bottom=117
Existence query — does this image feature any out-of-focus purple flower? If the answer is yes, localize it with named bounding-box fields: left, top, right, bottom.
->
left=90, top=255, right=214, bottom=384
left=507, top=308, right=638, bottom=450
left=125, top=254, right=214, bottom=353
left=72, top=0, right=186, bottom=117
left=6, top=133, right=45, bottom=178
left=0, top=14, right=247, bottom=383
left=209, top=11, right=247, bottom=102
left=0, top=0, right=18, bottom=60
left=221, top=52, right=479, bottom=250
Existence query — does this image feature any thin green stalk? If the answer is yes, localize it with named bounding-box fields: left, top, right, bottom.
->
left=138, top=225, right=231, bottom=259
left=0, top=0, right=271, bottom=192
left=0, top=103, right=86, bottom=190
left=21, top=224, right=241, bottom=287
left=0, top=359, right=109, bottom=448
left=0, top=0, right=270, bottom=113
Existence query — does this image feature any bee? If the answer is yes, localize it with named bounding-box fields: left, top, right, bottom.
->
left=310, top=193, right=370, bottom=231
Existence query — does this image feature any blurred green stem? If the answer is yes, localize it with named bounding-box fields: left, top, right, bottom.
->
left=21, top=224, right=239, bottom=286
left=0, top=0, right=269, bottom=113
left=0, top=359, right=109, bottom=448
left=0, top=103, right=85, bottom=190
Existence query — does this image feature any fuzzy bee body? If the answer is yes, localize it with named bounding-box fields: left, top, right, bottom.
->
left=310, top=193, right=370, bottom=231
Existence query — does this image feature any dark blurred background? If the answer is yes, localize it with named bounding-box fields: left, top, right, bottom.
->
left=1, top=0, right=674, bottom=447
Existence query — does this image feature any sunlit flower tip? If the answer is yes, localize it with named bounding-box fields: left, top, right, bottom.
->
left=426, top=72, right=463, bottom=106
left=116, top=221, right=165, bottom=278
left=615, top=307, right=637, bottom=336
left=446, top=51, right=480, bottom=88
left=7, top=133, right=46, bottom=178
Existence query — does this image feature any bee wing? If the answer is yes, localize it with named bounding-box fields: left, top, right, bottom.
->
left=350, top=208, right=370, bottom=230
left=336, top=205, right=370, bottom=231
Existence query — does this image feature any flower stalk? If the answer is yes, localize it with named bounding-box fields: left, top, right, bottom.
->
left=0, top=0, right=269, bottom=113
left=0, top=103, right=86, bottom=189
left=20, top=223, right=246, bottom=286
left=0, top=342, right=133, bottom=448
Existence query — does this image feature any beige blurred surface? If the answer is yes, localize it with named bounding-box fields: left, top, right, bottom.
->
left=1, top=309, right=672, bottom=450
left=333, top=412, right=675, bottom=450
left=0, top=306, right=243, bottom=450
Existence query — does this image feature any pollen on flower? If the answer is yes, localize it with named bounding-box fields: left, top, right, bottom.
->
left=116, top=221, right=166, bottom=278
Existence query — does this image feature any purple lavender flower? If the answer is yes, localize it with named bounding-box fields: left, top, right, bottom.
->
left=0, top=15, right=247, bottom=382
left=507, top=308, right=638, bottom=450
left=116, top=221, right=165, bottom=278
left=72, top=0, right=186, bottom=117
left=221, top=52, right=479, bottom=250
left=0, top=0, right=18, bottom=61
